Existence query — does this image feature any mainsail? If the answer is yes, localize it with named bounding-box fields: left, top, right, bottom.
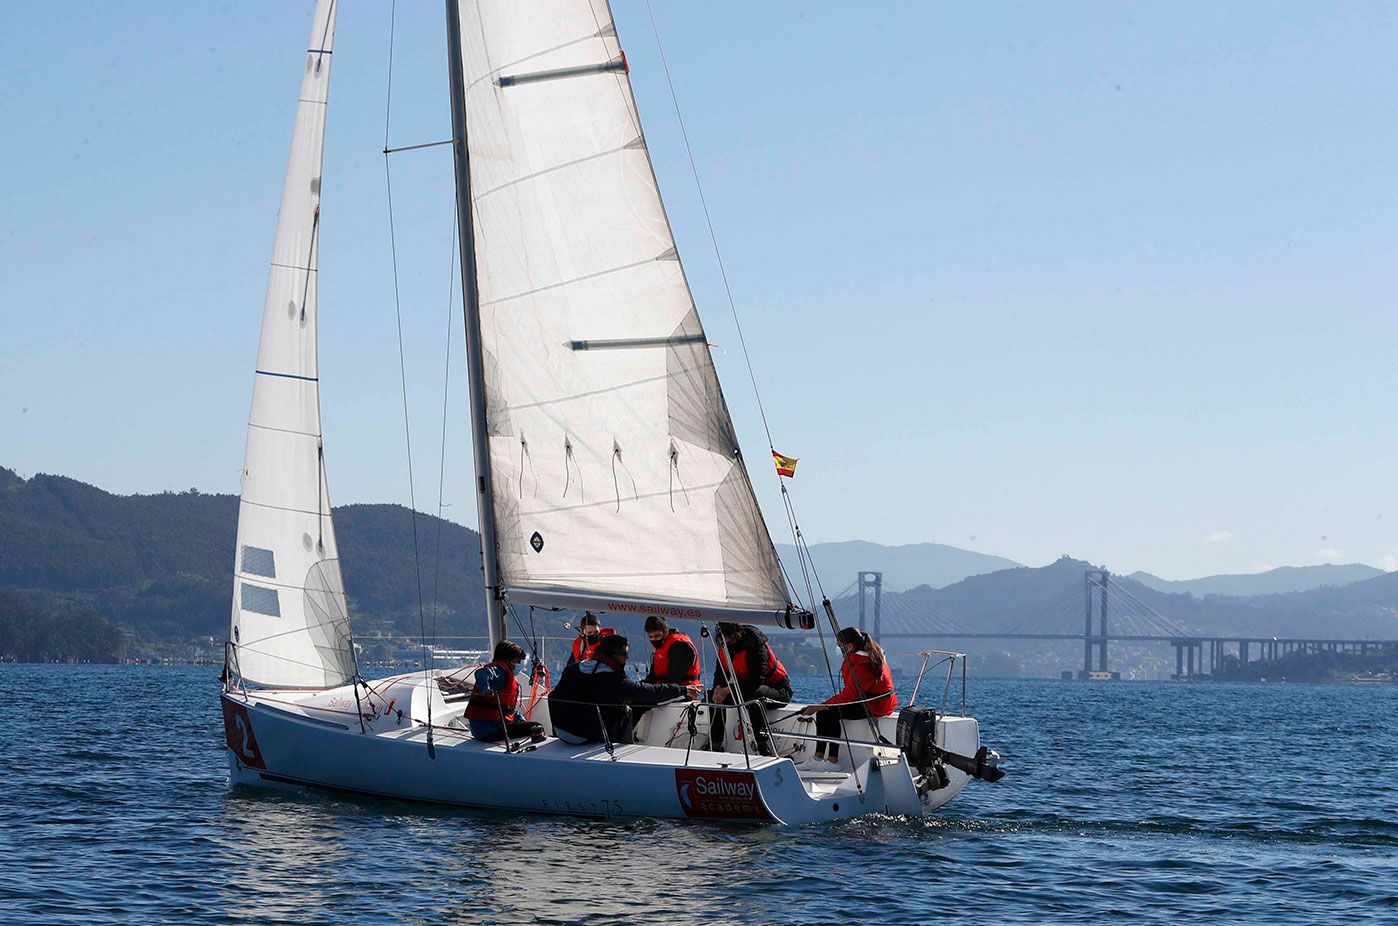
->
left=453, top=1, right=806, bottom=626
left=230, top=0, right=356, bottom=688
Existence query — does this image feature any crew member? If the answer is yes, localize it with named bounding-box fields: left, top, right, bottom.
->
left=465, top=640, right=546, bottom=744
left=567, top=611, right=614, bottom=666
left=800, top=627, right=897, bottom=762
left=548, top=635, right=699, bottom=746
left=631, top=615, right=701, bottom=726
left=708, top=622, right=792, bottom=756
left=642, top=615, right=700, bottom=686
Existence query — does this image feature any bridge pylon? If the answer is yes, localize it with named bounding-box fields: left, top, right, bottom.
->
left=1082, top=569, right=1113, bottom=678
left=857, top=571, right=883, bottom=637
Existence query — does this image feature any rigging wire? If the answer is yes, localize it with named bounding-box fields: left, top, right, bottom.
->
left=641, top=0, right=778, bottom=454
left=430, top=206, right=459, bottom=654
left=381, top=0, right=435, bottom=754
left=641, top=3, right=837, bottom=658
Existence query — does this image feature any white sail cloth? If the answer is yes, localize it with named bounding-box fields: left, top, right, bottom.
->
left=231, top=0, right=355, bottom=689
left=456, top=0, right=799, bottom=624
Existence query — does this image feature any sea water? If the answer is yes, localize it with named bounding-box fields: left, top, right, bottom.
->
left=1, top=665, right=1394, bottom=924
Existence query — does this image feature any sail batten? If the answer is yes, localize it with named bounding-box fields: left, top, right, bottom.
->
left=230, top=0, right=355, bottom=690
left=455, top=0, right=799, bottom=622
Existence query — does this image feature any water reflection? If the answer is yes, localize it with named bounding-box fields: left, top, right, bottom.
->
left=214, top=784, right=794, bottom=925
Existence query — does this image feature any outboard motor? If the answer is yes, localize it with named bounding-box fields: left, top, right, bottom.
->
left=897, top=706, right=1004, bottom=784
left=896, top=706, right=941, bottom=770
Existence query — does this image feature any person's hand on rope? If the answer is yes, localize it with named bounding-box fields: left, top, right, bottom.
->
left=711, top=684, right=730, bottom=704
left=799, top=704, right=823, bottom=717
left=683, top=683, right=702, bottom=701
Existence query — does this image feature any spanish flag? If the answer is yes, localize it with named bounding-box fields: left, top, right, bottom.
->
left=772, top=450, right=798, bottom=478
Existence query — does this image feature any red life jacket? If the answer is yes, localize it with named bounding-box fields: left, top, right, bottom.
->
left=833, top=651, right=898, bottom=716
left=570, top=627, right=615, bottom=663
left=650, top=630, right=700, bottom=685
left=720, top=641, right=789, bottom=689
left=464, top=660, right=520, bottom=723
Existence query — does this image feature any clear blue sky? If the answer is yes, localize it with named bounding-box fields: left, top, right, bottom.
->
left=3, top=2, right=1395, bottom=580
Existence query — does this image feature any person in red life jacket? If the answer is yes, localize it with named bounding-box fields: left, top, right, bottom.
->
left=566, top=611, right=614, bottom=666
left=800, top=627, right=898, bottom=763
left=547, top=634, right=697, bottom=746
left=642, top=615, right=700, bottom=686
left=709, top=622, right=792, bottom=757
left=631, top=615, right=702, bottom=727
left=465, top=641, right=545, bottom=744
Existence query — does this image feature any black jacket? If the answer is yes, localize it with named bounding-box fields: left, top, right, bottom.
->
left=712, top=626, right=779, bottom=690
left=548, top=659, right=686, bottom=743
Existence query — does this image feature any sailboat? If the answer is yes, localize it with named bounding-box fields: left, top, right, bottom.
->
left=221, top=0, right=1001, bottom=824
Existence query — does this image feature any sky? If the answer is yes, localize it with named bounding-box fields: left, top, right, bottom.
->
left=2, top=2, right=1395, bottom=581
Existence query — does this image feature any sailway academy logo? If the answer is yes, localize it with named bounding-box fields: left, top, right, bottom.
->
left=674, top=768, right=770, bottom=820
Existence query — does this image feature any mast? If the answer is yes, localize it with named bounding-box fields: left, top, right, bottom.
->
left=443, top=0, right=507, bottom=648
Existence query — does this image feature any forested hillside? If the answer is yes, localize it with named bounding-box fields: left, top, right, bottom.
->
left=6, top=467, right=1397, bottom=671
left=0, top=468, right=486, bottom=659
left=0, top=591, right=126, bottom=663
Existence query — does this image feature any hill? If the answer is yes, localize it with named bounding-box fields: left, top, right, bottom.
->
left=844, top=556, right=1398, bottom=641
left=7, top=466, right=1398, bottom=674
left=1127, top=564, right=1384, bottom=597
left=0, top=468, right=487, bottom=653
left=775, top=540, right=1019, bottom=592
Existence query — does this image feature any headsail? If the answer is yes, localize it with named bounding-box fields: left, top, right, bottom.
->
left=453, top=1, right=808, bottom=628
left=231, top=0, right=356, bottom=688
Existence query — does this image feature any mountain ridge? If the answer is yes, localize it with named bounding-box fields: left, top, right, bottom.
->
left=5, top=466, right=1397, bottom=671
left=776, top=539, right=1019, bottom=593
left=1127, top=564, right=1384, bottom=598
left=833, top=555, right=1398, bottom=641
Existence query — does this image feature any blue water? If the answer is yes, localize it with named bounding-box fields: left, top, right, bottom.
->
left=2, top=665, right=1395, bottom=924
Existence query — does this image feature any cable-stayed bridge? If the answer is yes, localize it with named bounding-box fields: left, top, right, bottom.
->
left=825, top=569, right=1398, bottom=678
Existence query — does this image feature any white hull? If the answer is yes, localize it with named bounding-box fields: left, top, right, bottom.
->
left=221, top=671, right=981, bottom=825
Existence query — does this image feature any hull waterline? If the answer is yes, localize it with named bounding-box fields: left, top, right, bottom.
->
left=221, top=673, right=982, bottom=826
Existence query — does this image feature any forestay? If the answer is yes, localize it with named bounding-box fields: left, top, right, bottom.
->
left=454, top=1, right=805, bottom=626
left=231, top=0, right=356, bottom=689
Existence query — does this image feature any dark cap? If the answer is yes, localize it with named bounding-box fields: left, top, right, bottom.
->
left=597, top=634, right=629, bottom=660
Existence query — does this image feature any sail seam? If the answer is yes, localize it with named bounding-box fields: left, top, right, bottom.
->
left=270, top=262, right=317, bottom=273
left=235, top=573, right=339, bottom=594
left=516, top=475, right=727, bottom=514
left=520, top=569, right=730, bottom=580
left=248, top=422, right=320, bottom=439
left=239, top=498, right=332, bottom=518
left=233, top=643, right=351, bottom=677
left=237, top=612, right=351, bottom=648
left=502, top=361, right=706, bottom=412
left=480, top=254, right=665, bottom=307
left=473, top=142, right=633, bottom=202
